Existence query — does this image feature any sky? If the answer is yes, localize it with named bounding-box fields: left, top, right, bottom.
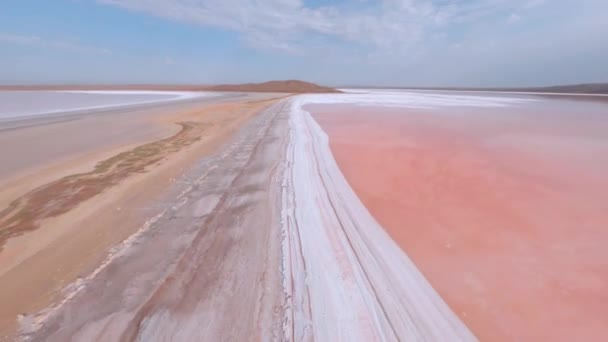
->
left=1, top=0, right=607, bottom=87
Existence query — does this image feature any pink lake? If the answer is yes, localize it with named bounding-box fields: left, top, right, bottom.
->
left=308, top=95, right=608, bottom=341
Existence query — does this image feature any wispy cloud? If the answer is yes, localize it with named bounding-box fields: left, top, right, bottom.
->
left=0, top=33, right=42, bottom=45
left=524, top=0, right=547, bottom=9
left=4, top=0, right=605, bottom=86
left=97, top=0, right=544, bottom=53
left=507, top=13, right=522, bottom=24
left=0, top=33, right=112, bottom=55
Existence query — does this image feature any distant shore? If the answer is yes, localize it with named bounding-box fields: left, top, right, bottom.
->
left=0, top=80, right=341, bottom=94
left=343, top=82, right=608, bottom=95
left=4, top=81, right=607, bottom=95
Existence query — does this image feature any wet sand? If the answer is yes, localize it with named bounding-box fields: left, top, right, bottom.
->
left=0, top=92, right=264, bottom=209
left=0, top=93, right=285, bottom=339
left=311, top=98, right=608, bottom=341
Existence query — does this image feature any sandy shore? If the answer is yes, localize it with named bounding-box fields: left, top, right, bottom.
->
left=0, top=92, right=267, bottom=207
left=20, top=100, right=290, bottom=341
left=310, top=98, right=608, bottom=341
left=0, top=92, right=285, bottom=339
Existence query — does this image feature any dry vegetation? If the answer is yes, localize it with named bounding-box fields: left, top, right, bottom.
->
left=0, top=122, right=203, bottom=251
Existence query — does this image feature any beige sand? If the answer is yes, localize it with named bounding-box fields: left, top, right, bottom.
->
left=312, top=103, right=608, bottom=341
left=0, top=93, right=285, bottom=339
left=0, top=93, right=277, bottom=209
left=22, top=99, right=291, bottom=341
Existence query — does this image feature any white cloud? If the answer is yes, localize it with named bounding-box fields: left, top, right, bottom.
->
left=507, top=13, right=522, bottom=23
left=0, top=33, right=112, bottom=55
left=97, top=0, right=608, bottom=88
left=7, top=0, right=602, bottom=86
left=0, top=33, right=42, bottom=45
left=524, top=0, right=547, bottom=9
left=97, top=0, right=536, bottom=52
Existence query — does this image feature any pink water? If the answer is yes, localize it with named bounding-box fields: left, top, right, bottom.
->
left=309, top=96, right=608, bottom=341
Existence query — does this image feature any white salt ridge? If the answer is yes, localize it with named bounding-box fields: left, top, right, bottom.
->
left=281, top=94, right=478, bottom=341
left=317, top=89, right=536, bottom=108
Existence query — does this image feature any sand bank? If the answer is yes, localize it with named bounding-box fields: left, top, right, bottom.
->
left=0, top=92, right=269, bottom=210
left=21, top=99, right=290, bottom=341
left=0, top=93, right=285, bottom=339
left=309, top=96, right=608, bottom=341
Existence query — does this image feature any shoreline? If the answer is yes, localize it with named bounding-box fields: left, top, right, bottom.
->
left=0, top=92, right=280, bottom=208
left=21, top=98, right=291, bottom=341
left=343, top=88, right=608, bottom=97
left=0, top=95, right=285, bottom=339
left=282, top=97, right=475, bottom=340
left=0, top=91, right=238, bottom=124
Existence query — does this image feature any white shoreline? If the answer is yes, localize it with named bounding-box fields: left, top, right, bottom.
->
left=297, top=91, right=536, bottom=109
left=340, top=88, right=608, bottom=97
left=280, top=94, right=478, bottom=340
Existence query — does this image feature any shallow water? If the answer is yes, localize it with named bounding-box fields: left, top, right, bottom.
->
left=309, top=93, right=608, bottom=341
left=0, top=90, right=206, bottom=120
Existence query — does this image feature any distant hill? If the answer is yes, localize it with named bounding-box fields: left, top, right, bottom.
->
left=0, top=80, right=340, bottom=94
left=204, top=80, right=341, bottom=93
left=515, top=83, right=608, bottom=94
left=4, top=82, right=606, bottom=95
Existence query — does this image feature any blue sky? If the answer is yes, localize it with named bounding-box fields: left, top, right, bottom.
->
left=1, top=0, right=607, bottom=87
